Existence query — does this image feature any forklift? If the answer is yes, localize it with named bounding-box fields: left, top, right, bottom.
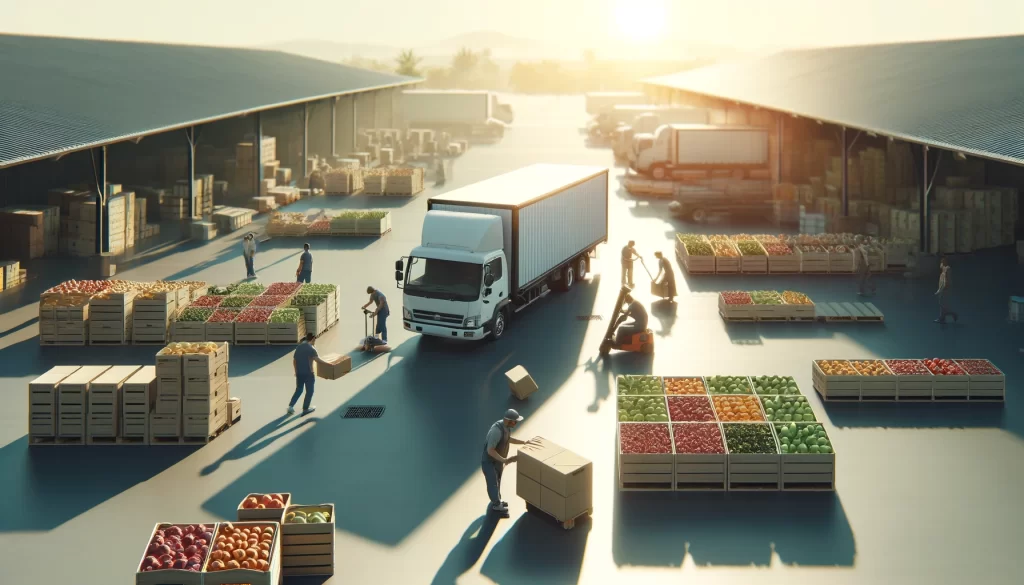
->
left=599, top=285, right=655, bottom=355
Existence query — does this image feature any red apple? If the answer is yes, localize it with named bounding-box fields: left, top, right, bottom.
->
left=165, top=526, right=183, bottom=538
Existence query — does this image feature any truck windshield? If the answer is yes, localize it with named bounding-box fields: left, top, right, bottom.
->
left=404, top=257, right=482, bottom=302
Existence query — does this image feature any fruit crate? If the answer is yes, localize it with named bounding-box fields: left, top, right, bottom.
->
left=738, top=243, right=768, bottom=273
left=767, top=253, right=800, bottom=274
left=281, top=504, right=335, bottom=577
left=683, top=245, right=715, bottom=273
left=86, top=365, right=142, bottom=443
left=183, top=343, right=229, bottom=378
left=956, top=359, right=1006, bottom=401
left=929, top=366, right=970, bottom=400
left=58, top=365, right=111, bottom=441
left=237, top=493, right=293, bottom=522
left=148, top=413, right=181, bottom=443
left=205, top=321, right=234, bottom=343
left=616, top=422, right=674, bottom=490
left=297, top=302, right=328, bottom=337
left=751, top=292, right=789, bottom=320
left=122, top=366, right=156, bottom=443
left=185, top=364, right=228, bottom=398
left=811, top=360, right=861, bottom=401
left=828, top=249, right=855, bottom=273
left=717, top=294, right=756, bottom=320
left=671, top=422, right=727, bottom=490
left=135, top=522, right=214, bottom=585
left=155, top=352, right=183, bottom=378
left=183, top=404, right=228, bottom=441
left=796, top=247, right=829, bottom=273
left=171, top=321, right=206, bottom=342
left=235, top=322, right=268, bottom=344
left=201, top=521, right=282, bottom=585
left=886, top=360, right=934, bottom=400
left=775, top=423, right=835, bottom=491
left=28, top=365, right=81, bottom=443
left=722, top=422, right=781, bottom=491
left=134, top=294, right=177, bottom=321
left=850, top=361, right=897, bottom=400
left=784, top=299, right=816, bottom=320
left=268, top=319, right=307, bottom=345
left=183, top=384, right=228, bottom=414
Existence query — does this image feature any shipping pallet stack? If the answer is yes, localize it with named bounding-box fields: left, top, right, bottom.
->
left=182, top=345, right=230, bottom=444
left=39, top=293, right=89, bottom=345
left=152, top=350, right=184, bottom=443
left=517, top=437, right=593, bottom=530
left=106, top=186, right=128, bottom=254
left=57, top=366, right=111, bottom=445
left=324, top=167, right=364, bottom=195
left=0, top=259, right=26, bottom=292
left=363, top=169, right=387, bottom=195
left=89, top=290, right=136, bottom=344
left=28, top=366, right=81, bottom=445
left=212, top=207, right=255, bottom=233
left=86, top=366, right=142, bottom=444
left=384, top=167, right=425, bottom=196
left=281, top=504, right=336, bottom=576
left=122, top=366, right=156, bottom=444
left=133, top=292, right=176, bottom=344
left=198, top=174, right=215, bottom=217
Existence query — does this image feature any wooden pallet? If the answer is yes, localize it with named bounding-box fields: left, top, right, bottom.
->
left=182, top=422, right=230, bottom=445
left=789, top=316, right=816, bottom=322
left=525, top=502, right=591, bottom=530
left=719, top=311, right=756, bottom=322
left=815, top=302, right=885, bottom=322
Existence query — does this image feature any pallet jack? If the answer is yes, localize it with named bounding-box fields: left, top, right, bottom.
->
left=361, top=310, right=390, bottom=353
left=599, top=285, right=655, bottom=355
left=637, top=257, right=670, bottom=300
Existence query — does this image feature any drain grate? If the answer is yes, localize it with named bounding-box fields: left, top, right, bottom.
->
left=576, top=315, right=603, bottom=321
left=343, top=406, right=386, bottom=419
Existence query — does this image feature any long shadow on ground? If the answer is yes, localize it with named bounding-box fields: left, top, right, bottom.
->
left=479, top=509, right=592, bottom=585
left=203, top=276, right=603, bottom=545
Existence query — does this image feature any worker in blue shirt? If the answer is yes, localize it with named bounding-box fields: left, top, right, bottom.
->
left=481, top=409, right=538, bottom=517
left=296, top=243, right=313, bottom=283
left=289, top=332, right=331, bottom=415
left=361, top=286, right=390, bottom=344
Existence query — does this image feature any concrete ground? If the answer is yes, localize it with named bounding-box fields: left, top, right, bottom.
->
left=1, top=94, right=1023, bottom=585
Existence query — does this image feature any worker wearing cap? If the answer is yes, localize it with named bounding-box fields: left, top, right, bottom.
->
left=242, top=233, right=257, bottom=279
left=621, top=240, right=640, bottom=287
left=361, top=286, right=389, bottom=344
left=481, top=409, right=534, bottom=518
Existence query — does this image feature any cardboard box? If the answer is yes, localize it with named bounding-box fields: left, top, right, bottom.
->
left=539, top=485, right=592, bottom=522
left=505, top=365, right=538, bottom=400
left=539, top=450, right=593, bottom=498
left=315, top=354, right=351, bottom=380
left=516, top=436, right=565, bottom=483
left=228, top=396, right=241, bottom=422
left=516, top=473, right=541, bottom=506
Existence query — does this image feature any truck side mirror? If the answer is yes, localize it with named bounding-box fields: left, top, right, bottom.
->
left=484, top=287, right=492, bottom=297
left=484, top=274, right=494, bottom=287
left=394, top=259, right=403, bottom=271
left=394, top=270, right=403, bottom=282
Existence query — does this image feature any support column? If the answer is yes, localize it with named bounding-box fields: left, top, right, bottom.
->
left=351, top=97, right=358, bottom=149
left=302, top=102, right=309, bottom=177
left=92, top=146, right=107, bottom=255
left=841, top=127, right=849, bottom=217
left=331, top=97, right=338, bottom=157
left=185, top=127, right=197, bottom=219
left=776, top=115, right=783, bottom=182
left=255, top=112, right=263, bottom=194
left=921, top=145, right=929, bottom=253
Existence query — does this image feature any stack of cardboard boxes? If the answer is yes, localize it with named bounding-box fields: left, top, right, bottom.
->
left=516, top=437, right=593, bottom=527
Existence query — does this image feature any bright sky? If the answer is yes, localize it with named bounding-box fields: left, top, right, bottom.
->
left=1, top=0, right=1021, bottom=51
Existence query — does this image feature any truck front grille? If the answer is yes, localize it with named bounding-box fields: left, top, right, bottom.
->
left=412, top=310, right=463, bottom=325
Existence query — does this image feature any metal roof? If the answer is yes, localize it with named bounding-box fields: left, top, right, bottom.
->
left=643, top=35, right=1024, bottom=166
left=0, top=34, right=418, bottom=169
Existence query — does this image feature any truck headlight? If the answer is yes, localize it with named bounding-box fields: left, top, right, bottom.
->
left=403, top=307, right=412, bottom=319
left=464, top=315, right=480, bottom=327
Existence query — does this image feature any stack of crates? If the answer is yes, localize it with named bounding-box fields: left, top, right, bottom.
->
left=86, top=366, right=142, bottom=444
left=58, top=366, right=112, bottom=444
left=122, top=366, right=156, bottom=444
left=89, top=290, right=136, bottom=344
left=152, top=350, right=184, bottom=443
left=183, top=343, right=230, bottom=442
left=28, top=366, right=82, bottom=445
left=133, top=292, right=175, bottom=344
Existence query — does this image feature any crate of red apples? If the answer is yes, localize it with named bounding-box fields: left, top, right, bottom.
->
left=812, top=358, right=1004, bottom=401
left=671, top=422, right=727, bottom=490
left=718, top=291, right=755, bottom=319
left=136, top=523, right=214, bottom=585
left=923, top=358, right=969, bottom=400
left=617, top=422, right=673, bottom=490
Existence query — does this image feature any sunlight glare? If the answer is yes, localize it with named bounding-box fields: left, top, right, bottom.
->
left=614, top=0, right=667, bottom=44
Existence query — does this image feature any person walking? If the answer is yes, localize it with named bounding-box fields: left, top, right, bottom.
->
left=652, top=251, right=677, bottom=302
left=856, top=240, right=876, bottom=296
left=296, top=243, right=313, bottom=283
left=242, top=233, right=257, bottom=279
left=361, top=286, right=390, bottom=344
left=289, top=332, right=331, bottom=415
left=935, top=256, right=958, bottom=323
left=621, top=240, right=640, bottom=287
left=481, top=409, right=536, bottom=518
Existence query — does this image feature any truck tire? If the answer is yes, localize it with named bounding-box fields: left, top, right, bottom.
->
left=490, top=308, right=507, bottom=341
left=576, top=255, right=589, bottom=281
left=691, top=208, right=708, bottom=223
left=651, top=165, right=667, bottom=180
left=555, top=264, right=575, bottom=292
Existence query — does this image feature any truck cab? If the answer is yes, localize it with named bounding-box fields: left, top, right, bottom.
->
left=398, top=212, right=506, bottom=340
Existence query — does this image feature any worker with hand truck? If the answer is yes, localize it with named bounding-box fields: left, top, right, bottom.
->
left=361, top=286, right=390, bottom=346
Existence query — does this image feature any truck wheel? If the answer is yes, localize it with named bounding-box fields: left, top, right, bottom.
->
left=557, top=264, right=575, bottom=292
left=691, top=208, right=708, bottom=223
left=652, top=165, right=667, bottom=180
left=490, top=309, right=507, bottom=341
left=576, top=256, right=589, bottom=281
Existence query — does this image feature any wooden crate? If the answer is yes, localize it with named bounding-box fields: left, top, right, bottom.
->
left=957, top=360, right=1006, bottom=401
left=58, top=365, right=111, bottom=439
left=135, top=522, right=211, bottom=585
left=149, top=413, right=181, bottom=443
left=780, top=451, right=836, bottom=491
left=893, top=363, right=934, bottom=400
left=767, top=254, right=800, bottom=273
left=796, top=247, right=829, bottom=273
left=134, top=294, right=176, bottom=320
left=171, top=321, right=206, bottom=342
left=723, top=423, right=781, bottom=490
left=185, top=364, right=228, bottom=398
left=122, top=366, right=156, bottom=442
left=183, top=343, right=229, bottom=378
left=672, top=423, right=727, bottom=490
left=183, top=384, right=228, bottom=414
left=384, top=168, right=424, bottom=196
left=931, top=372, right=970, bottom=400
left=183, top=404, right=228, bottom=439
left=714, top=255, right=740, bottom=273
left=280, top=504, right=335, bottom=571
left=829, top=250, right=854, bottom=273
left=86, top=365, right=142, bottom=441
left=237, top=493, right=292, bottom=522
left=155, top=352, right=182, bottom=378
left=684, top=246, right=715, bottom=273
left=785, top=300, right=816, bottom=320
left=268, top=319, right=306, bottom=344
left=738, top=243, right=768, bottom=273
left=853, top=363, right=898, bottom=400
left=205, top=321, right=234, bottom=343
left=717, top=294, right=756, bottom=320
left=811, top=360, right=861, bottom=401
left=235, top=322, right=268, bottom=344
left=28, top=365, right=81, bottom=442
left=202, top=522, right=282, bottom=585
left=617, top=423, right=674, bottom=490
left=298, top=302, right=328, bottom=336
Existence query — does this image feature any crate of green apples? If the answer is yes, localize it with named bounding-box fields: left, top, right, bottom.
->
left=760, top=395, right=817, bottom=422
left=775, top=422, right=833, bottom=456
left=617, top=375, right=663, bottom=395
left=775, top=422, right=835, bottom=490
left=751, top=375, right=801, bottom=395
left=618, top=395, right=668, bottom=422
left=705, top=376, right=752, bottom=395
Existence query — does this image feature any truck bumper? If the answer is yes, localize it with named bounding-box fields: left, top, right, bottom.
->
left=404, top=320, right=487, bottom=340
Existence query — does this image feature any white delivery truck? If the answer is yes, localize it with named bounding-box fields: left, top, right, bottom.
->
left=633, top=124, right=770, bottom=179
left=585, top=91, right=649, bottom=115
left=612, top=107, right=709, bottom=161
left=588, top=104, right=667, bottom=140
left=402, top=89, right=507, bottom=139
left=395, top=164, right=609, bottom=341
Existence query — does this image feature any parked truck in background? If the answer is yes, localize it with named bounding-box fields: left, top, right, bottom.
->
left=402, top=89, right=507, bottom=140
left=587, top=104, right=666, bottom=140
left=611, top=107, right=709, bottom=161
left=395, top=164, right=609, bottom=341
left=632, top=124, right=770, bottom=179
left=584, top=91, right=648, bottom=115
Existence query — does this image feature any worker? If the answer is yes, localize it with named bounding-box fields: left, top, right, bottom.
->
left=308, top=169, right=326, bottom=194
left=855, top=239, right=875, bottom=296
left=296, top=243, right=313, bottom=283
left=361, top=286, right=390, bottom=344
left=652, top=251, right=677, bottom=302
left=242, top=233, right=257, bottom=279
left=614, top=292, right=649, bottom=344
left=480, top=409, right=536, bottom=518
left=621, top=240, right=640, bottom=287
left=289, top=332, right=331, bottom=415
left=935, top=256, right=958, bottom=323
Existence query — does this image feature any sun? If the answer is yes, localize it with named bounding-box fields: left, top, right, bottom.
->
left=614, top=0, right=667, bottom=44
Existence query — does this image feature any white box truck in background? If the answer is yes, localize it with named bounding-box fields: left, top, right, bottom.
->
left=612, top=107, right=709, bottom=161
left=633, top=124, right=770, bottom=179
left=588, top=104, right=667, bottom=139
left=585, top=91, right=649, bottom=115
left=395, top=164, right=609, bottom=341
left=402, top=89, right=508, bottom=139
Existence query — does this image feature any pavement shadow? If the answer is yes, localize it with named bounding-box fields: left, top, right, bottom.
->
left=651, top=299, right=677, bottom=337
left=479, top=508, right=592, bottom=585
left=202, top=275, right=602, bottom=545
left=0, top=438, right=197, bottom=532
left=430, top=513, right=500, bottom=585
left=200, top=415, right=316, bottom=476
left=824, top=401, right=1006, bottom=429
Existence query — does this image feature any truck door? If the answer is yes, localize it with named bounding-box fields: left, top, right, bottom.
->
left=484, top=257, right=508, bottom=318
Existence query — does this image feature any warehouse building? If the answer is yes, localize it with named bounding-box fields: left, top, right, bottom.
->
left=642, top=35, right=1024, bottom=256
left=0, top=34, right=418, bottom=264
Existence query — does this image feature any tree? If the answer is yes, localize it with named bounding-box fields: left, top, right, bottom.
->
left=395, top=49, right=422, bottom=77
left=451, top=47, right=479, bottom=76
